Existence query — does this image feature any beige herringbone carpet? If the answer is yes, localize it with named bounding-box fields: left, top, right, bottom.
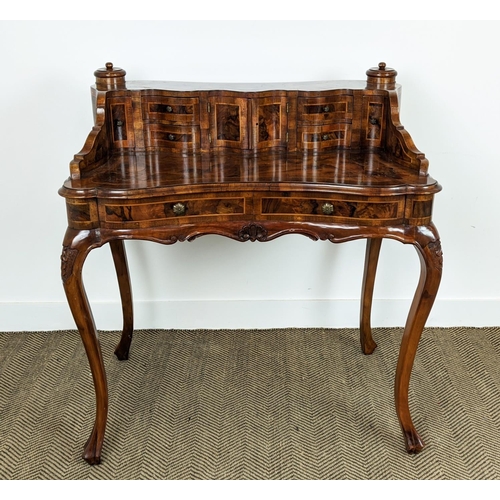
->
left=1, top=327, right=500, bottom=479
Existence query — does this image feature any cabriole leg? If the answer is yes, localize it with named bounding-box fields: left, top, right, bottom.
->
left=395, top=226, right=442, bottom=453
left=110, top=239, right=134, bottom=361
left=61, top=228, right=107, bottom=465
left=359, top=238, right=382, bottom=354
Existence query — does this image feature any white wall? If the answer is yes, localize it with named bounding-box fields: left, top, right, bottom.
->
left=0, top=20, right=499, bottom=331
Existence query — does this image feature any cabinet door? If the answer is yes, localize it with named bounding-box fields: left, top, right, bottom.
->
left=361, top=94, right=385, bottom=148
left=209, top=96, right=248, bottom=149
left=108, top=96, right=136, bottom=150
left=250, top=95, right=288, bottom=150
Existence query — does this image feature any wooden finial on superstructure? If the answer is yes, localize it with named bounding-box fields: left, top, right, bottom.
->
left=94, top=62, right=126, bottom=91
left=366, top=62, right=397, bottom=89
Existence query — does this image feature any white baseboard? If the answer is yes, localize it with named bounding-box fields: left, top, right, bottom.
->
left=1, top=299, right=499, bottom=332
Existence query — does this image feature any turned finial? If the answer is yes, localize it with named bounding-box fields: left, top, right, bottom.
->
left=94, top=62, right=127, bottom=91
left=366, top=62, right=397, bottom=89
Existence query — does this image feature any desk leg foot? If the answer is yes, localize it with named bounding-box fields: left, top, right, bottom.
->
left=61, top=229, right=108, bottom=465
left=83, top=424, right=104, bottom=465
left=359, top=238, right=382, bottom=355
left=403, top=429, right=425, bottom=454
left=395, top=227, right=442, bottom=453
left=110, top=240, right=134, bottom=361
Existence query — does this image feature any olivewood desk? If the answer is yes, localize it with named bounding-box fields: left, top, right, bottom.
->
left=59, top=62, right=442, bottom=464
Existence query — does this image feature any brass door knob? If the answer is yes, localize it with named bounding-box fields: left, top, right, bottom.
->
left=173, top=202, right=186, bottom=216
left=322, top=202, right=334, bottom=215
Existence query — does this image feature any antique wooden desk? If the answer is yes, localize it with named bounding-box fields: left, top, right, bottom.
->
left=59, top=62, right=442, bottom=464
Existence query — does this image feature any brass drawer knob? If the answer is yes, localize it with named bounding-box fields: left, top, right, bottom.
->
left=168, top=133, right=176, bottom=141
left=173, top=202, right=186, bottom=216
left=323, top=105, right=330, bottom=113
left=166, top=105, right=173, bottom=113
left=322, top=202, right=334, bottom=215
left=322, top=134, right=330, bottom=141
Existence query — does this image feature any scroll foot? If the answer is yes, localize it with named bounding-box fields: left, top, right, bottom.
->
left=403, top=429, right=425, bottom=454
left=114, top=339, right=131, bottom=361
left=82, top=425, right=104, bottom=465
left=361, top=334, right=377, bottom=356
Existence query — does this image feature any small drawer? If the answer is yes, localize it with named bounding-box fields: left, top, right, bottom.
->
left=142, top=95, right=199, bottom=124
left=298, top=94, right=353, bottom=123
left=298, top=123, right=352, bottom=150
left=260, top=195, right=404, bottom=224
left=163, top=198, right=245, bottom=218
left=65, top=199, right=99, bottom=229
left=145, top=123, right=201, bottom=152
left=101, top=197, right=246, bottom=227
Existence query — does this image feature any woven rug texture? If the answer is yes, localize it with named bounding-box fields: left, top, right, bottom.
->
left=1, top=327, right=500, bottom=480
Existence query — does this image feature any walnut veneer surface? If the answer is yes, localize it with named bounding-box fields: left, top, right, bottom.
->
left=59, top=62, right=442, bottom=464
